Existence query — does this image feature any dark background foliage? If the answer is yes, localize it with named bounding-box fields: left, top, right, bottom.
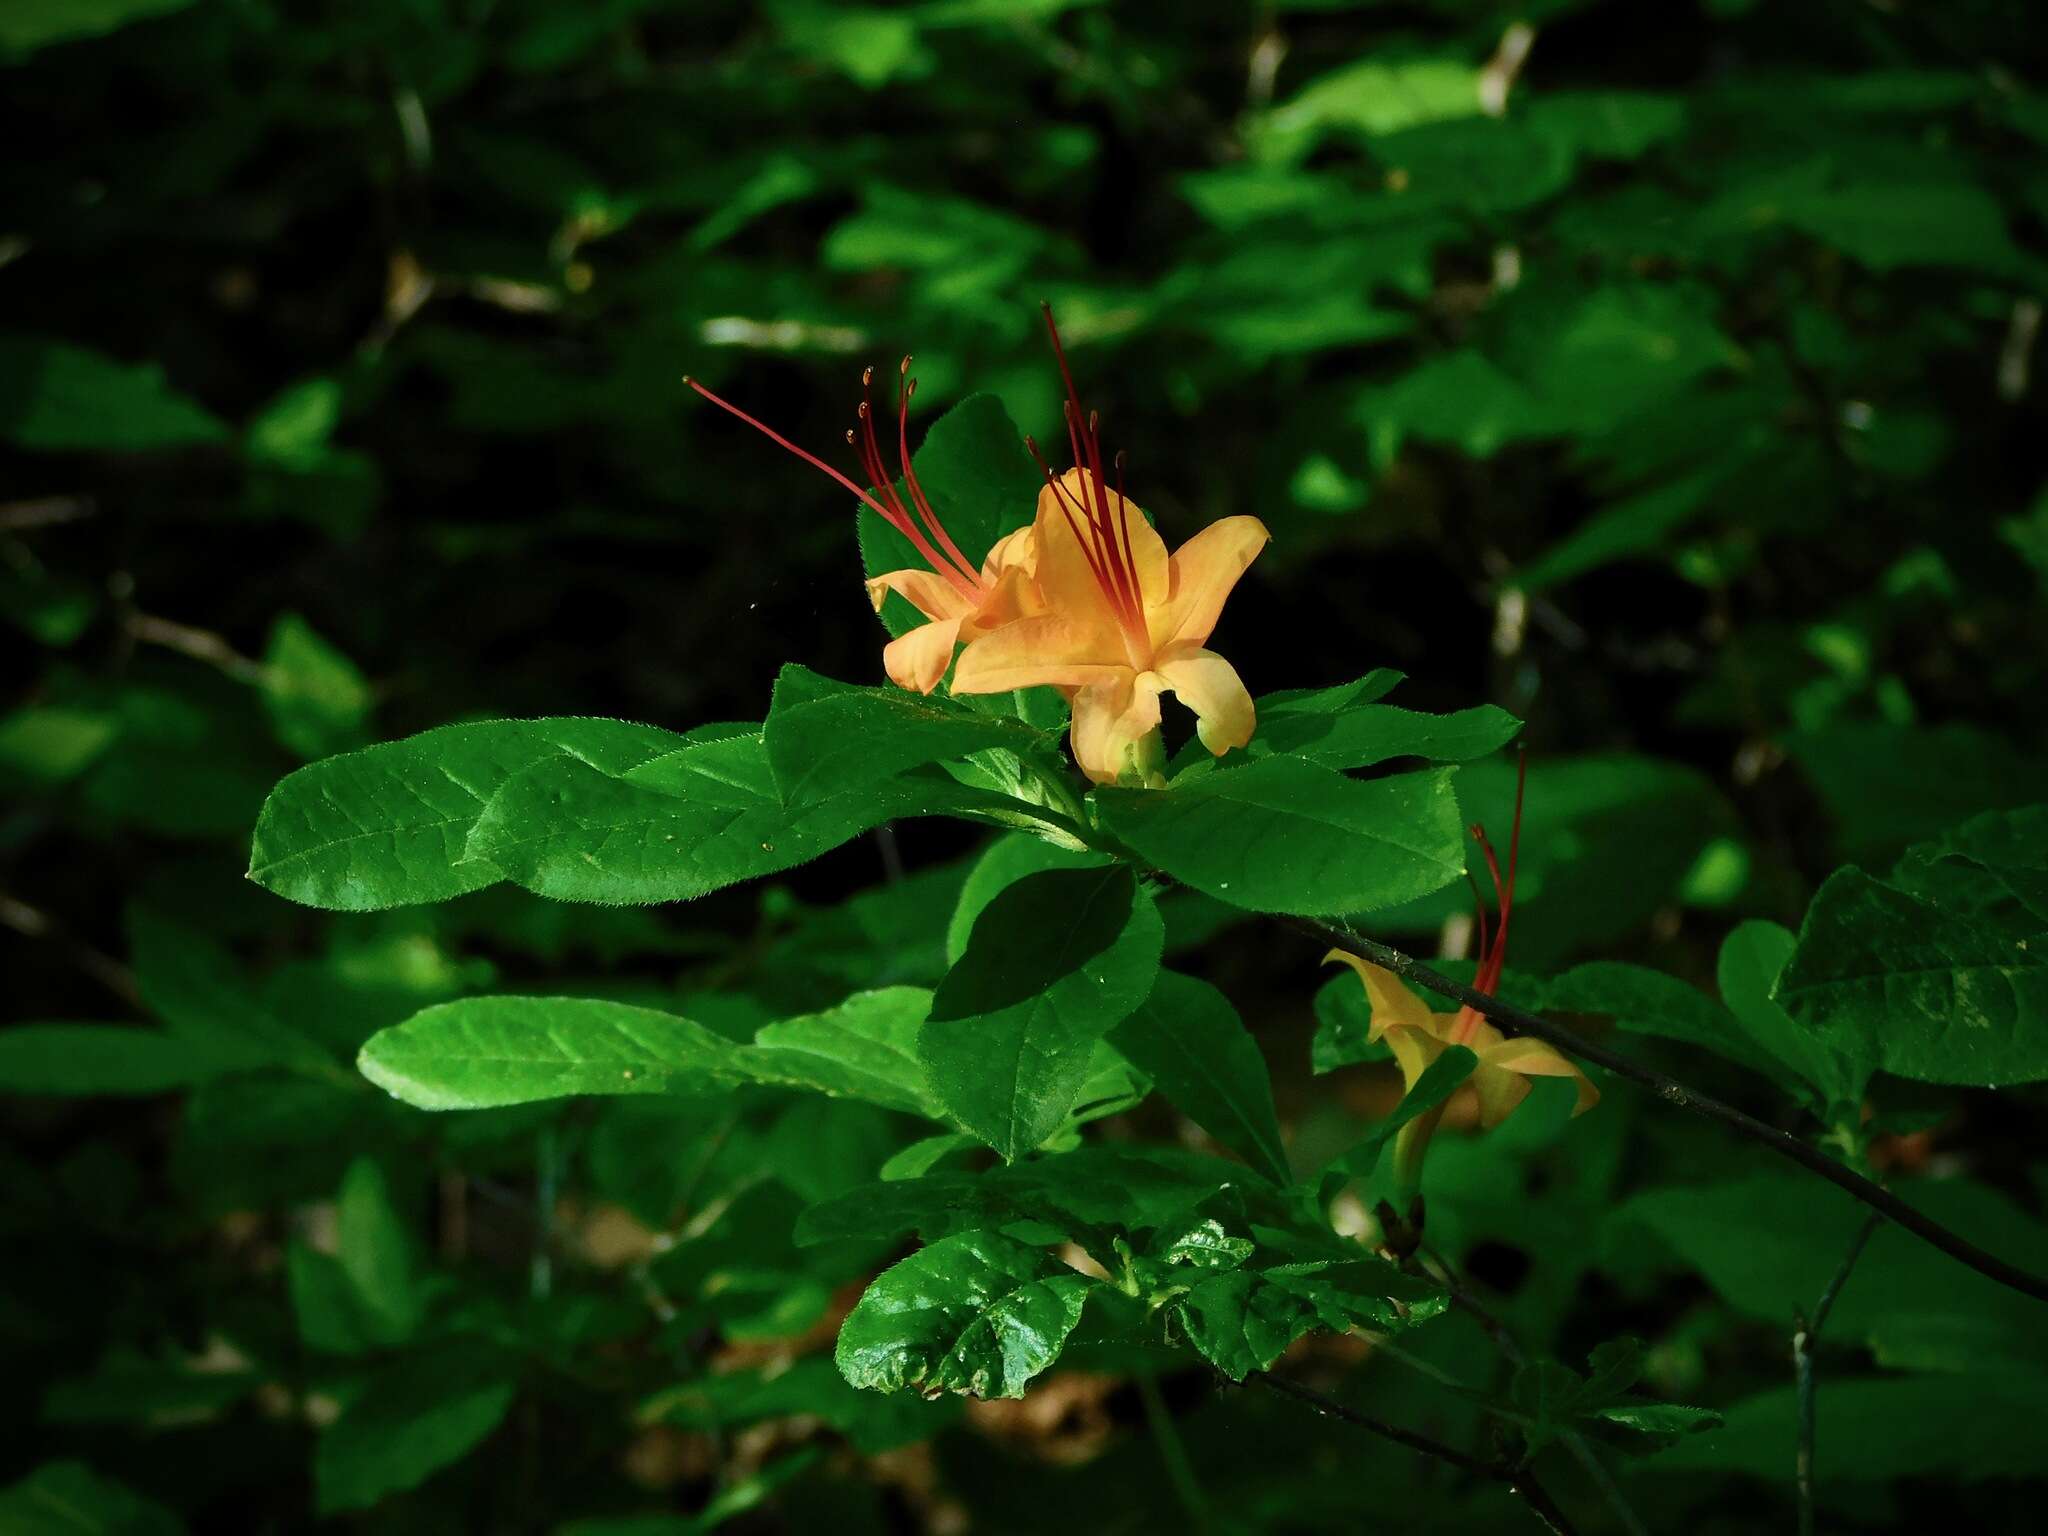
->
left=4, top=0, right=2046, bottom=1531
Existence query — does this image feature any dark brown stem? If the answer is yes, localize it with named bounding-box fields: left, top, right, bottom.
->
left=1296, top=916, right=2048, bottom=1305
left=1254, top=1373, right=1579, bottom=1535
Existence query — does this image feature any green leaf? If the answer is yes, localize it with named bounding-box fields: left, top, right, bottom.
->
left=0, top=1024, right=232, bottom=1096
left=1319, top=1045, right=1477, bottom=1184
left=1781, top=723, right=2041, bottom=858
left=946, top=832, right=1108, bottom=964
left=1311, top=970, right=1388, bottom=1073
left=288, top=1243, right=379, bottom=1356
left=761, top=664, right=1044, bottom=804
left=465, top=734, right=1004, bottom=906
left=856, top=394, right=1041, bottom=640
left=1228, top=698, right=1522, bottom=773
left=1651, top=1374, right=2048, bottom=1482
left=1098, top=761, right=1464, bottom=917
left=358, top=996, right=745, bottom=1110
left=337, top=1158, right=421, bottom=1345
left=249, top=718, right=688, bottom=910
left=920, top=866, right=1163, bottom=1160
left=1109, top=971, right=1289, bottom=1184
left=260, top=614, right=373, bottom=760
left=1785, top=181, right=2025, bottom=275
left=1776, top=868, right=2047, bottom=1087
left=749, top=987, right=941, bottom=1117
left=1530, top=959, right=1813, bottom=1095
left=1897, top=805, right=2048, bottom=927
left=1716, top=920, right=1867, bottom=1110
left=0, top=1461, right=183, bottom=1536
left=0, top=334, right=224, bottom=450
left=314, top=1352, right=516, bottom=1514
left=0, top=707, right=119, bottom=786
left=1173, top=1257, right=1444, bottom=1381
left=244, top=377, right=341, bottom=467
left=130, top=908, right=336, bottom=1078
left=835, top=1230, right=1096, bottom=1399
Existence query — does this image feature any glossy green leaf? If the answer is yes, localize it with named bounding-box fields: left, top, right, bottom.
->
left=1174, top=1257, right=1445, bottom=1381
left=248, top=718, right=688, bottom=910
left=1098, top=761, right=1465, bottom=917
left=358, top=996, right=745, bottom=1110
left=1717, top=920, right=1867, bottom=1110
left=749, top=987, right=941, bottom=1117
left=1777, top=868, right=2047, bottom=1087
left=465, top=733, right=1003, bottom=906
left=1108, top=971, right=1289, bottom=1185
left=945, top=832, right=1108, bottom=964
left=835, top=1230, right=1096, bottom=1399
left=761, top=664, right=1044, bottom=804
left=1228, top=698, right=1522, bottom=773
left=920, top=866, right=1163, bottom=1160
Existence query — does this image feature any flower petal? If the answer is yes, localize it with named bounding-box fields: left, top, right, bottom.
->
left=1070, top=671, right=1162, bottom=785
left=1036, top=468, right=1169, bottom=619
left=1480, top=1037, right=1601, bottom=1117
left=881, top=616, right=964, bottom=695
left=1324, top=952, right=1437, bottom=1042
left=866, top=568, right=974, bottom=622
left=950, top=612, right=1128, bottom=694
left=961, top=562, right=1044, bottom=641
left=979, top=524, right=1038, bottom=581
left=1470, top=1062, right=1533, bottom=1128
left=1386, top=1022, right=1449, bottom=1097
left=1152, top=516, right=1270, bottom=650
left=1153, top=644, right=1256, bottom=756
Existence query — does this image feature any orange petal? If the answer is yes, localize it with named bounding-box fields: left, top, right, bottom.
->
left=961, top=562, right=1044, bottom=640
left=979, top=524, right=1038, bottom=581
left=949, top=612, right=1128, bottom=695
left=1152, top=516, right=1270, bottom=650
left=866, top=568, right=974, bottom=622
left=1069, top=671, right=1161, bottom=785
left=1471, top=1062, right=1533, bottom=1128
left=1386, top=1022, right=1449, bottom=1097
left=1152, top=644, right=1255, bottom=756
left=881, top=617, right=964, bottom=694
left=1035, top=468, right=1170, bottom=617
left=1323, top=951, right=1436, bottom=1041
left=1482, top=1037, right=1601, bottom=1117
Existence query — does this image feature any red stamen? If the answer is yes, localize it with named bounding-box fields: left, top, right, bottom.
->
left=1042, top=305, right=1148, bottom=644
left=895, top=359, right=980, bottom=588
left=683, top=374, right=980, bottom=603
left=857, top=387, right=980, bottom=601
left=1025, top=433, right=1123, bottom=601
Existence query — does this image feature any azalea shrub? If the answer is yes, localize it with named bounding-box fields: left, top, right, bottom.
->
left=5, top=2, right=2048, bottom=1534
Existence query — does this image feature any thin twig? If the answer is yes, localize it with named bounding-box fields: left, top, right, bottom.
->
left=0, top=495, right=95, bottom=532
left=1253, top=1373, right=1579, bottom=1536
left=1419, top=1246, right=1649, bottom=1536
left=127, top=612, right=264, bottom=683
left=1795, top=1210, right=1884, bottom=1536
left=1293, top=916, right=2048, bottom=1304
left=0, top=888, right=142, bottom=1007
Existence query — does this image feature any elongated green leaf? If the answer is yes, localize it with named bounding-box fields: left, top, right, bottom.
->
left=0, top=1461, right=182, bottom=1536
left=1717, top=920, right=1866, bottom=1110
left=337, top=1159, right=420, bottom=1345
left=0, top=333, right=224, bottom=450
left=1651, top=1374, right=2048, bottom=1482
left=130, top=907, right=335, bottom=1077
left=1777, top=868, right=2048, bottom=1087
left=919, top=866, right=1163, bottom=1161
left=1319, top=1044, right=1477, bottom=1184
left=1238, top=701, right=1521, bottom=772
left=1109, top=971, right=1289, bottom=1184
left=946, top=833, right=1108, bottom=964
left=1174, top=1258, right=1444, bottom=1381
left=259, top=614, right=372, bottom=760
left=249, top=718, right=687, bottom=910
left=1098, top=761, right=1464, bottom=917
left=0, top=1025, right=231, bottom=1096
left=835, top=1230, right=1096, bottom=1399
left=358, top=996, right=744, bottom=1110
left=749, top=987, right=940, bottom=1117
left=315, top=1353, right=516, bottom=1514
left=762, top=664, right=1044, bottom=805
left=465, top=734, right=1003, bottom=905
left=857, top=393, right=1042, bottom=639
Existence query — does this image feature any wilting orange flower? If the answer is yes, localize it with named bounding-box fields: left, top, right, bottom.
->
left=1326, top=760, right=1597, bottom=1136
left=949, top=313, right=1269, bottom=785
left=685, top=360, right=1039, bottom=693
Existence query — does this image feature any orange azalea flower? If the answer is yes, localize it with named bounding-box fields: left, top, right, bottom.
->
left=1327, top=759, right=1597, bottom=1170
left=949, top=310, right=1270, bottom=786
left=685, top=361, right=1040, bottom=693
